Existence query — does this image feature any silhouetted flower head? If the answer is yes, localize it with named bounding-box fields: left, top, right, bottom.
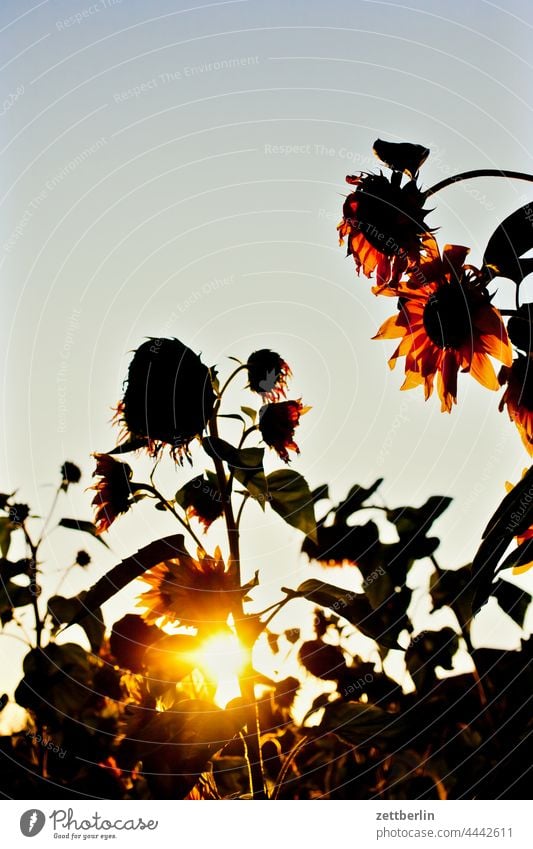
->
left=60, top=461, right=81, bottom=487
left=259, top=400, right=308, bottom=463
left=138, top=547, right=237, bottom=629
left=178, top=475, right=224, bottom=531
left=91, top=453, right=137, bottom=534
left=246, top=349, right=291, bottom=401
left=499, top=356, right=533, bottom=455
left=374, top=239, right=512, bottom=412
left=338, top=171, right=432, bottom=292
left=76, top=550, right=91, bottom=567
left=116, top=338, right=216, bottom=462
left=8, top=503, right=29, bottom=526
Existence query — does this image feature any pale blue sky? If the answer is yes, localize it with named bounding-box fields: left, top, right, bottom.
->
left=1, top=0, right=533, bottom=710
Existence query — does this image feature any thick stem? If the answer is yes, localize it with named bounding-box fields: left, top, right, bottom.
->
left=208, top=412, right=267, bottom=799
left=425, top=168, right=533, bottom=198
left=23, top=526, right=42, bottom=650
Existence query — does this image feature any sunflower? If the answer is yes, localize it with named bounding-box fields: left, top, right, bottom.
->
left=259, top=399, right=309, bottom=463
left=499, top=356, right=533, bottom=455
left=337, top=172, right=432, bottom=292
left=246, top=349, right=291, bottom=401
left=91, top=453, right=138, bottom=533
left=374, top=241, right=512, bottom=412
left=115, top=338, right=215, bottom=462
left=176, top=474, right=224, bottom=531
left=137, top=547, right=237, bottom=630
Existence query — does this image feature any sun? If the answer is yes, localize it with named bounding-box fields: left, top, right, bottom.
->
left=195, top=631, right=247, bottom=707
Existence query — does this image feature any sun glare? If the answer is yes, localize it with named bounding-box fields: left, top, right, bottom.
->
left=195, top=632, right=247, bottom=707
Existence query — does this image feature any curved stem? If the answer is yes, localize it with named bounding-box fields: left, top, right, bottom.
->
left=141, top=484, right=205, bottom=551
left=227, top=426, right=260, bottom=500
left=217, top=363, right=247, bottom=399
left=36, top=483, right=62, bottom=547
left=235, top=493, right=250, bottom=530
left=425, top=169, right=533, bottom=198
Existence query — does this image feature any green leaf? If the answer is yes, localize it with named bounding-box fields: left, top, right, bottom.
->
left=0, top=579, right=33, bottom=614
left=0, top=518, right=12, bottom=558
left=497, top=538, right=533, bottom=573
left=241, top=406, right=257, bottom=424
left=69, top=533, right=188, bottom=624
left=493, top=579, right=532, bottom=628
left=310, top=484, right=329, bottom=505
left=0, top=558, right=30, bottom=579
left=58, top=518, right=109, bottom=548
left=266, top=470, right=317, bottom=542
left=203, top=437, right=267, bottom=503
left=386, top=495, right=452, bottom=539
left=47, top=593, right=105, bottom=652
left=202, top=436, right=239, bottom=465
left=333, top=479, right=383, bottom=524
left=107, top=437, right=149, bottom=455
left=318, top=700, right=403, bottom=745
left=473, top=465, right=533, bottom=612
left=287, top=579, right=401, bottom=649
left=218, top=413, right=246, bottom=425
left=233, top=447, right=267, bottom=506
left=483, top=204, right=533, bottom=284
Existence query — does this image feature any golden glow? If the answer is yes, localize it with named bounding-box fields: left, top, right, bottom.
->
left=194, top=632, right=247, bottom=708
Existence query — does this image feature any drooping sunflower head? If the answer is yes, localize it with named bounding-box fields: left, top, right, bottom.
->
left=246, top=349, right=291, bottom=401
left=138, top=547, right=236, bottom=630
left=258, top=399, right=309, bottom=463
left=499, top=355, right=533, bottom=455
left=117, top=338, right=216, bottom=462
left=91, top=453, right=137, bottom=534
left=338, top=171, right=432, bottom=290
left=176, top=474, right=224, bottom=532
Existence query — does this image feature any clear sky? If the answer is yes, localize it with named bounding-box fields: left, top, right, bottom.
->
left=1, top=0, right=533, bottom=714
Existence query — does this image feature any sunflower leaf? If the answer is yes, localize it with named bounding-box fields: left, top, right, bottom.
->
left=483, top=203, right=533, bottom=284
left=318, top=700, right=404, bottom=745
left=0, top=518, right=13, bottom=558
left=266, top=470, right=317, bottom=542
left=66, top=534, right=188, bottom=625
left=47, top=593, right=105, bottom=652
left=58, top=518, right=110, bottom=548
left=107, top=437, right=149, bottom=455
left=241, top=406, right=257, bottom=424
left=493, top=579, right=532, bottom=628
left=286, top=579, right=402, bottom=649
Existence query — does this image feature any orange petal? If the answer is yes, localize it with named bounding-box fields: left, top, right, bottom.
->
left=373, top=314, right=405, bottom=340
left=469, top=352, right=499, bottom=390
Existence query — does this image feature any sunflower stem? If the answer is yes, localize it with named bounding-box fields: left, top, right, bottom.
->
left=22, top=525, right=42, bottom=650
left=141, top=484, right=205, bottom=551
left=217, top=363, right=248, bottom=399
left=425, top=169, right=533, bottom=198
left=208, top=409, right=267, bottom=799
left=36, top=482, right=62, bottom=547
